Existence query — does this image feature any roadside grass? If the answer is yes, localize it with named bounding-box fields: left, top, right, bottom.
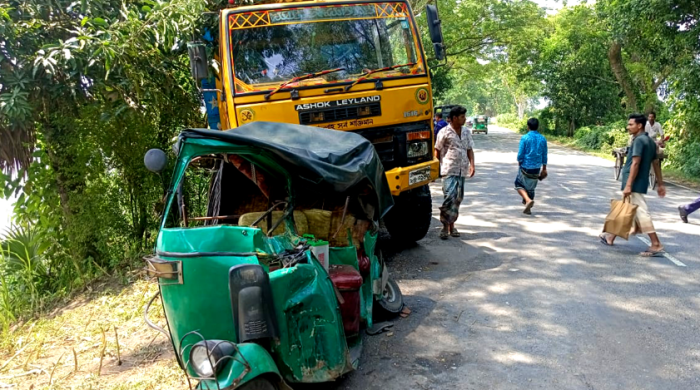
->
left=499, top=125, right=700, bottom=191
left=0, top=274, right=185, bottom=390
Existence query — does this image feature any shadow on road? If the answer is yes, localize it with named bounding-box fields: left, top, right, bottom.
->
left=327, top=127, right=700, bottom=390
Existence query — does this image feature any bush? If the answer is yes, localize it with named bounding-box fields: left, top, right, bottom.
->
left=564, top=121, right=628, bottom=154
left=495, top=113, right=528, bottom=133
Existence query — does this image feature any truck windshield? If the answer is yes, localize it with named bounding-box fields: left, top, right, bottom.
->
left=228, top=2, right=425, bottom=94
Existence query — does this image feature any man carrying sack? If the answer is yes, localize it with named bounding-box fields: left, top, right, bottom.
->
left=599, top=114, right=667, bottom=257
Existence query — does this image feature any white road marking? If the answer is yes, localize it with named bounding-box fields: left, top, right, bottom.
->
left=560, top=184, right=572, bottom=192
left=636, top=236, right=687, bottom=267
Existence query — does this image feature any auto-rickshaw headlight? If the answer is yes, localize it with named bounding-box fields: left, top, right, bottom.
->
left=189, top=340, right=235, bottom=378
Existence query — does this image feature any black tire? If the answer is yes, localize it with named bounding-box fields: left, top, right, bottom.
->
left=238, top=377, right=278, bottom=390
left=649, top=170, right=657, bottom=190
left=383, top=185, right=432, bottom=246
left=376, top=278, right=404, bottom=315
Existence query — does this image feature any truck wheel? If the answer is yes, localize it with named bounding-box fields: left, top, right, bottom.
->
left=383, top=185, right=432, bottom=246
left=376, top=278, right=404, bottom=315
left=238, top=377, right=278, bottom=390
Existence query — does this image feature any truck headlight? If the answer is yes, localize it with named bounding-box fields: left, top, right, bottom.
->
left=407, top=141, right=429, bottom=158
left=189, top=340, right=235, bottom=378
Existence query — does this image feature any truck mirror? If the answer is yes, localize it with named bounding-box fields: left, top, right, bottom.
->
left=433, top=43, right=445, bottom=61
left=425, top=5, right=444, bottom=45
left=144, top=149, right=168, bottom=173
left=187, top=41, right=209, bottom=81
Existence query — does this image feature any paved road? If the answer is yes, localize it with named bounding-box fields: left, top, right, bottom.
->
left=336, top=126, right=700, bottom=390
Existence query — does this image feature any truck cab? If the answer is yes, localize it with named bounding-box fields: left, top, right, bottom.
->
left=192, top=0, right=446, bottom=244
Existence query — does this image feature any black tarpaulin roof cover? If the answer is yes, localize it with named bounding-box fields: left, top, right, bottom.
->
left=179, top=121, right=394, bottom=217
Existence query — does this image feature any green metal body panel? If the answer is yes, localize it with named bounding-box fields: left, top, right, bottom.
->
left=269, top=254, right=352, bottom=382
left=157, top=226, right=267, bottom=365
left=197, top=343, right=281, bottom=390
left=157, top=225, right=353, bottom=384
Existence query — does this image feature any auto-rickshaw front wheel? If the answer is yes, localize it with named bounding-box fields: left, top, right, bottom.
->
left=237, top=377, right=278, bottom=390
left=376, top=278, right=404, bottom=315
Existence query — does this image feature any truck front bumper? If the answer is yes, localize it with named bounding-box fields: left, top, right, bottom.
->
left=385, top=158, right=440, bottom=197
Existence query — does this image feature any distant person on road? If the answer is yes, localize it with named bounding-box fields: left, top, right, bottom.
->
left=434, top=112, right=448, bottom=137
left=645, top=112, right=665, bottom=147
left=678, top=196, right=700, bottom=223
left=435, top=105, right=475, bottom=239
left=515, top=118, right=548, bottom=215
left=599, top=114, right=667, bottom=257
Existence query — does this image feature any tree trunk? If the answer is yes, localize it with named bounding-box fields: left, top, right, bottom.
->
left=568, top=118, right=575, bottom=137
left=516, top=100, right=526, bottom=119
left=608, top=42, right=638, bottom=113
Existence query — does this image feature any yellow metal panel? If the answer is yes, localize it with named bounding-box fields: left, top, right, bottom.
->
left=385, top=159, right=439, bottom=196
left=232, top=83, right=433, bottom=130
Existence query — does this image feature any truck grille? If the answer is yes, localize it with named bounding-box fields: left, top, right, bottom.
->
left=299, top=103, right=381, bottom=125
left=354, top=121, right=432, bottom=170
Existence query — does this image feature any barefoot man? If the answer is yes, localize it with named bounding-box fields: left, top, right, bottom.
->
left=600, top=114, right=667, bottom=257
left=434, top=105, right=475, bottom=239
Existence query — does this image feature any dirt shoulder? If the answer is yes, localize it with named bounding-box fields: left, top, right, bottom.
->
left=0, top=276, right=183, bottom=390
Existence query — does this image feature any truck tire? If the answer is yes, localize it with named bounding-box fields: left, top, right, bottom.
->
left=383, top=185, right=432, bottom=246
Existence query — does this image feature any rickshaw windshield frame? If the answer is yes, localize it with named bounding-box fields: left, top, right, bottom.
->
left=160, top=138, right=294, bottom=232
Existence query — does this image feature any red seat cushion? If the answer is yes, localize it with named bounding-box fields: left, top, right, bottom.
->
left=329, top=264, right=363, bottom=291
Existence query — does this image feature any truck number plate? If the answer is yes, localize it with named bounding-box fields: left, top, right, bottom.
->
left=408, top=167, right=431, bottom=186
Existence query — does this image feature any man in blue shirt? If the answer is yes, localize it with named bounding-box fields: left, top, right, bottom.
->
left=515, top=118, right=548, bottom=214
left=434, top=112, right=448, bottom=137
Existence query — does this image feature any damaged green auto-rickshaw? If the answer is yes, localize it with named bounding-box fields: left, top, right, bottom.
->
left=143, top=122, right=404, bottom=390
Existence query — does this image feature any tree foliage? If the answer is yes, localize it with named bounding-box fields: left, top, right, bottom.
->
left=0, top=0, right=206, bottom=322
left=537, top=6, right=622, bottom=135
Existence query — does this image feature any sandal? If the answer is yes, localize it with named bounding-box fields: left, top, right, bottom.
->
left=678, top=206, right=688, bottom=223
left=599, top=234, right=613, bottom=246
left=450, top=228, right=461, bottom=238
left=439, top=229, right=449, bottom=240
left=523, top=200, right=535, bottom=215
left=640, top=249, right=665, bottom=257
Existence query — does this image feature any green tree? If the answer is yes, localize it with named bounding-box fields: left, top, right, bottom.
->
left=0, top=0, right=205, bottom=306
left=537, top=6, right=622, bottom=135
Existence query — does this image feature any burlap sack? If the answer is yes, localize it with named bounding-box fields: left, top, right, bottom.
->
left=239, top=210, right=308, bottom=236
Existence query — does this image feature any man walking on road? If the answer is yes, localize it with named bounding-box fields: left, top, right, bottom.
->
left=435, top=105, right=475, bottom=239
left=434, top=112, right=448, bottom=137
left=515, top=118, right=548, bottom=215
left=678, top=197, right=700, bottom=223
left=645, top=112, right=665, bottom=147
left=600, top=114, right=667, bottom=257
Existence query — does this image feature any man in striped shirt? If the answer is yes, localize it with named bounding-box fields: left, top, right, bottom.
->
left=515, top=118, right=548, bottom=214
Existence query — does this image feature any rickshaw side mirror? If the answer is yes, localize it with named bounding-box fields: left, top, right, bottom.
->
left=144, top=149, right=168, bottom=173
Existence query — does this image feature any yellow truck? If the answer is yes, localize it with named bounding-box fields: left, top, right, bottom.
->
left=188, top=0, right=446, bottom=244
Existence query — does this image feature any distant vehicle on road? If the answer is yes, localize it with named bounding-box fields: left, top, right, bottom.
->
left=434, top=105, right=458, bottom=119
left=473, top=115, right=489, bottom=134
